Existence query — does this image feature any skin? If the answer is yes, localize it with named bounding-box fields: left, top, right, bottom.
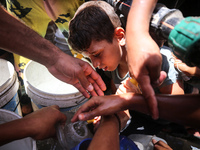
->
left=126, top=0, right=166, bottom=119
left=82, top=27, right=126, bottom=73
left=88, top=115, right=120, bottom=150
left=152, top=139, right=172, bottom=150
left=71, top=93, right=200, bottom=129
left=174, top=56, right=200, bottom=78
left=0, top=6, right=106, bottom=98
left=82, top=25, right=183, bottom=96
left=0, top=105, right=66, bottom=146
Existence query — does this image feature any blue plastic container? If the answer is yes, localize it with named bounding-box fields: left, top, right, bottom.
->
left=120, top=135, right=139, bottom=150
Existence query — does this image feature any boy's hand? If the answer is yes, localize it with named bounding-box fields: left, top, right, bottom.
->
left=152, top=139, right=172, bottom=150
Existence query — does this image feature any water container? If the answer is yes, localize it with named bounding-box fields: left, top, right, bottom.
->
left=23, top=61, right=88, bottom=112
left=0, top=59, right=21, bottom=115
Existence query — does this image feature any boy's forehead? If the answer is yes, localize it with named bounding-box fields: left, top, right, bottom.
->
left=82, top=51, right=90, bottom=57
left=82, top=49, right=97, bottom=56
left=82, top=40, right=105, bottom=57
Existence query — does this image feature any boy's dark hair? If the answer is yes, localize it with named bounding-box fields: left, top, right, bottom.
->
left=68, top=1, right=121, bottom=53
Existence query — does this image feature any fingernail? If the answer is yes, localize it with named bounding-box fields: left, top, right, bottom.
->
left=152, top=114, right=159, bottom=120
left=78, top=114, right=85, bottom=120
left=87, top=84, right=94, bottom=92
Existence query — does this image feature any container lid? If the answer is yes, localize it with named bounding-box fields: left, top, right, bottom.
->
left=0, top=59, right=15, bottom=93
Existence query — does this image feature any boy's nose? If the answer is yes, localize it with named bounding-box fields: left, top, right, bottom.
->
left=91, top=57, right=100, bottom=68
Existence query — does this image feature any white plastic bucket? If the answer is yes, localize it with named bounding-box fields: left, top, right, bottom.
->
left=23, top=61, right=88, bottom=112
left=0, top=59, right=21, bottom=115
left=0, top=109, right=36, bottom=150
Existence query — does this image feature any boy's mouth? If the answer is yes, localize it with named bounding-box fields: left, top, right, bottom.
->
left=102, top=66, right=108, bottom=71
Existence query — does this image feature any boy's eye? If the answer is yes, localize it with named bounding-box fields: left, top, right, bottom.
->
left=93, top=53, right=100, bottom=57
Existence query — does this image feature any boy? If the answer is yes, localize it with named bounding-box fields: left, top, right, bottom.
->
left=68, top=1, right=184, bottom=95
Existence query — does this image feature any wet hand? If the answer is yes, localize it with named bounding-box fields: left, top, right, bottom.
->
left=47, top=53, right=106, bottom=98
left=127, top=34, right=166, bottom=119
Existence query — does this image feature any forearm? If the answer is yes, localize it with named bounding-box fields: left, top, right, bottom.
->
left=0, top=6, right=62, bottom=67
left=126, top=0, right=157, bottom=35
left=0, top=118, right=33, bottom=146
left=194, top=67, right=200, bottom=77
left=123, top=93, right=200, bottom=128
left=88, top=115, right=120, bottom=150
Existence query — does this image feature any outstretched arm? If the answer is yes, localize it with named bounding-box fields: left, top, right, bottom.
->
left=0, top=6, right=106, bottom=97
left=0, top=105, right=66, bottom=146
left=72, top=93, right=200, bottom=129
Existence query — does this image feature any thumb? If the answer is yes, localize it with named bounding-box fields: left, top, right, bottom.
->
left=152, top=71, right=167, bottom=88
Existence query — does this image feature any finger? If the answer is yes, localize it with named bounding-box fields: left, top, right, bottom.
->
left=87, top=76, right=104, bottom=96
left=158, top=71, right=167, bottom=85
left=71, top=98, right=99, bottom=122
left=152, top=139, right=157, bottom=145
left=138, top=76, right=159, bottom=119
left=58, top=112, right=67, bottom=124
left=118, top=84, right=129, bottom=93
left=77, top=64, right=106, bottom=97
left=154, top=140, right=169, bottom=148
left=81, top=63, right=106, bottom=91
left=77, top=101, right=102, bottom=121
left=154, top=145, right=165, bottom=150
left=116, top=89, right=123, bottom=95
left=147, top=53, right=162, bottom=83
left=78, top=107, right=102, bottom=121
left=151, top=71, right=167, bottom=88
left=124, top=79, right=139, bottom=92
left=73, top=81, right=91, bottom=98
left=50, top=105, right=60, bottom=110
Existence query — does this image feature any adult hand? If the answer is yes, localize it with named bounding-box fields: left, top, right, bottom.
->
left=127, top=33, right=166, bottom=119
left=71, top=94, right=129, bottom=122
left=24, top=105, right=66, bottom=140
left=126, top=0, right=166, bottom=120
left=0, top=6, right=106, bottom=98
left=152, top=139, right=172, bottom=150
left=47, top=53, right=106, bottom=98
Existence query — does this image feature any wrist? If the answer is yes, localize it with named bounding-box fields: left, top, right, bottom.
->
left=101, top=115, right=120, bottom=132
left=21, top=117, right=38, bottom=139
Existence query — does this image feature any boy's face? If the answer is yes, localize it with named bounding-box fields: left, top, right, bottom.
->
left=82, top=38, right=122, bottom=71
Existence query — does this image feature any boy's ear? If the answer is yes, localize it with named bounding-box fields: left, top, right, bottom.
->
left=114, top=27, right=126, bottom=46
